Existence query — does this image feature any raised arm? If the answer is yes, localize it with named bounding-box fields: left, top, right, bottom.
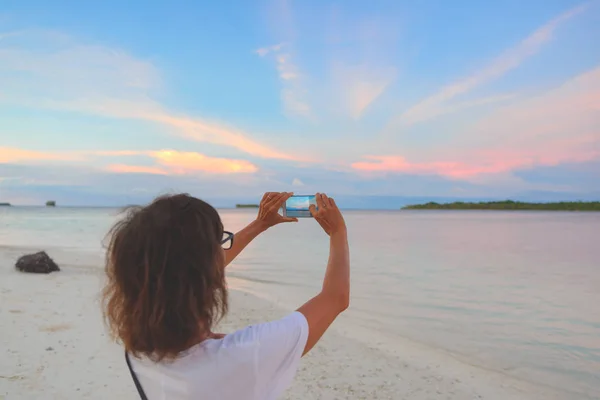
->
left=296, top=193, right=350, bottom=355
left=224, top=192, right=297, bottom=268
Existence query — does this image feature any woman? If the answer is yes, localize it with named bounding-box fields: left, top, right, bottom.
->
left=102, top=192, right=349, bottom=400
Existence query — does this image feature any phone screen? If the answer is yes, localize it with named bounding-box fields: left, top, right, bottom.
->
left=284, top=195, right=317, bottom=218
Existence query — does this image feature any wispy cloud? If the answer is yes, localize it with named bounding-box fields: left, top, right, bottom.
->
left=275, top=53, right=300, bottom=81
left=106, top=164, right=169, bottom=175
left=392, top=3, right=587, bottom=127
left=291, top=177, right=304, bottom=186
left=0, top=32, right=159, bottom=96
left=0, top=30, right=301, bottom=161
left=255, top=43, right=311, bottom=118
left=255, top=42, right=285, bottom=57
left=62, top=99, right=302, bottom=160
left=332, top=63, right=396, bottom=119
left=411, top=93, right=518, bottom=123
left=356, top=65, right=600, bottom=179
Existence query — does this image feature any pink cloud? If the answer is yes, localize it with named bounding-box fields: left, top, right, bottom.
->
left=0, top=147, right=83, bottom=163
left=2, top=147, right=260, bottom=175
left=100, top=150, right=259, bottom=175
left=352, top=156, right=464, bottom=176
left=150, top=150, right=258, bottom=174
left=351, top=155, right=510, bottom=179
left=352, top=135, right=599, bottom=179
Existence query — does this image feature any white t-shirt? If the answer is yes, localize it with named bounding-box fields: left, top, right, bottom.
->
left=129, top=311, right=309, bottom=400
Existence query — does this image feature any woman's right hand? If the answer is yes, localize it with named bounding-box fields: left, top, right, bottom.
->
left=309, top=193, right=346, bottom=236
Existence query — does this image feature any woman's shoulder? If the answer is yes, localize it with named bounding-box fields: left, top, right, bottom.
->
left=171, top=311, right=308, bottom=364
left=218, top=311, right=308, bottom=350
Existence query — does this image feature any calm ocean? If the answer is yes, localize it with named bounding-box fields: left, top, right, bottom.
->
left=1, top=206, right=599, bottom=398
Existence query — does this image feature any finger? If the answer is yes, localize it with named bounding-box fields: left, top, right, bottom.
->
left=309, top=204, right=318, bottom=217
left=263, top=192, right=284, bottom=208
left=260, top=192, right=273, bottom=206
left=315, top=193, right=324, bottom=211
left=283, top=192, right=294, bottom=201
left=328, top=196, right=335, bottom=208
left=280, top=191, right=294, bottom=201
left=281, top=217, right=298, bottom=223
left=321, top=193, right=330, bottom=208
left=329, top=196, right=337, bottom=208
left=266, top=192, right=288, bottom=211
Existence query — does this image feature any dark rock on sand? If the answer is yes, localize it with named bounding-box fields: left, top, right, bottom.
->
left=15, top=251, right=60, bottom=274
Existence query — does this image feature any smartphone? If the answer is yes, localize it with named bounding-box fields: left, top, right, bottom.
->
left=283, top=195, right=317, bottom=218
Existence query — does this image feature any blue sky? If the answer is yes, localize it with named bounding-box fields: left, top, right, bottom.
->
left=1, top=0, right=599, bottom=207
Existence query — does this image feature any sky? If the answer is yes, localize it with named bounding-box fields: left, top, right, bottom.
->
left=1, top=0, right=599, bottom=207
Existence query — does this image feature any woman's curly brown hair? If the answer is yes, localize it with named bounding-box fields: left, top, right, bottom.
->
left=102, top=193, right=228, bottom=361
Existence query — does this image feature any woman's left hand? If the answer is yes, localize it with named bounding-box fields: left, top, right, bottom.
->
left=256, top=192, right=297, bottom=229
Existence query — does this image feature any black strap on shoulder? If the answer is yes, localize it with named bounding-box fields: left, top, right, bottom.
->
left=125, top=351, right=149, bottom=400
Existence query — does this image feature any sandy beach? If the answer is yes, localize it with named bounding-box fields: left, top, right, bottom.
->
left=1, top=244, right=582, bottom=400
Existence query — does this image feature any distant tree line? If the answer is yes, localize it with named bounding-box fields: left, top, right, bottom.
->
left=402, top=200, right=600, bottom=211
